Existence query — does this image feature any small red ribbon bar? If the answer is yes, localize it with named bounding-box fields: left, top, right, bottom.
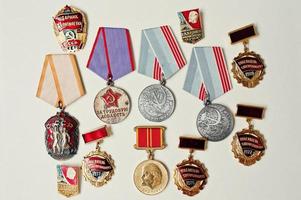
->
left=82, top=126, right=108, bottom=143
left=134, top=126, right=166, bottom=150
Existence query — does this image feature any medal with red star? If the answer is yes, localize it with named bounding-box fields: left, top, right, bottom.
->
left=101, top=88, right=122, bottom=108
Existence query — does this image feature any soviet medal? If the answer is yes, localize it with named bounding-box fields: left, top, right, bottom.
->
left=57, top=165, right=80, bottom=197
left=82, top=126, right=115, bottom=187
left=133, top=126, right=169, bottom=195
left=183, top=47, right=234, bottom=141
left=36, top=54, right=85, bottom=160
left=87, top=27, right=134, bottom=124
left=174, top=137, right=208, bottom=196
left=196, top=95, right=234, bottom=142
left=229, top=24, right=265, bottom=88
left=231, top=105, right=266, bottom=166
left=138, top=25, right=186, bottom=122
left=177, top=8, right=203, bottom=44
left=45, top=106, right=79, bottom=160
left=53, top=5, right=87, bottom=52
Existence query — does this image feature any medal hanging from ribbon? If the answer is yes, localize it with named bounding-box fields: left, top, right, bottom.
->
left=133, top=126, right=169, bottom=195
left=36, top=54, right=85, bottom=160
left=174, top=137, right=208, bottom=196
left=57, top=165, right=80, bottom=197
left=228, top=24, right=265, bottom=88
left=138, top=25, right=186, bottom=122
left=177, top=8, right=203, bottom=44
left=53, top=5, right=87, bottom=52
left=81, top=126, right=115, bottom=187
left=87, top=27, right=135, bottom=124
left=183, top=47, right=234, bottom=141
left=231, top=105, right=266, bottom=166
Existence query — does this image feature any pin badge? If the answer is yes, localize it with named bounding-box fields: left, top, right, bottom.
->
left=231, top=104, right=266, bottom=166
left=57, top=165, right=80, bottom=197
left=174, top=137, right=208, bottom=196
left=53, top=5, right=87, bottom=52
left=229, top=24, right=265, bottom=88
left=177, top=9, right=203, bottom=44
left=81, top=126, right=115, bottom=187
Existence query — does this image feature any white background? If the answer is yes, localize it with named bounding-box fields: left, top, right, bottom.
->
left=0, top=0, right=300, bottom=199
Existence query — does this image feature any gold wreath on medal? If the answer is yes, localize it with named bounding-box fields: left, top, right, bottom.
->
left=82, top=148, right=115, bottom=187
left=232, top=50, right=265, bottom=88
left=232, top=128, right=266, bottom=166
left=174, top=156, right=208, bottom=196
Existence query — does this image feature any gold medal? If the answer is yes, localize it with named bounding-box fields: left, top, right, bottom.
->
left=231, top=105, right=266, bottom=166
left=229, top=24, right=265, bottom=88
left=133, top=126, right=169, bottom=195
left=174, top=137, right=208, bottom=196
left=57, top=165, right=80, bottom=197
left=81, top=126, right=115, bottom=187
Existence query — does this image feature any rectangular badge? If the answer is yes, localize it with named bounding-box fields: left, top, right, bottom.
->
left=228, top=24, right=256, bottom=44
left=57, top=165, right=80, bottom=197
left=178, top=8, right=203, bottom=44
left=179, top=137, right=206, bottom=150
left=236, top=104, right=264, bottom=119
left=134, top=126, right=166, bottom=150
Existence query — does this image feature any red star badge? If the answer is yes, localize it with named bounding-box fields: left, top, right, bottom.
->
left=101, top=88, right=122, bottom=108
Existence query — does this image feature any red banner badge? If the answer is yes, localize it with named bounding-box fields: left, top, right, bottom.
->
left=134, top=126, right=166, bottom=150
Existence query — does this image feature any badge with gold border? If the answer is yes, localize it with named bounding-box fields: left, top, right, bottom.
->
left=81, top=126, right=115, bottom=187
left=174, top=137, right=208, bottom=196
left=231, top=104, right=266, bottom=166
left=229, top=24, right=265, bottom=88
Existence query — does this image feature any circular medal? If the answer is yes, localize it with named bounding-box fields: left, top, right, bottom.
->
left=82, top=149, right=115, bottom=187
left=196, top=103, right=234, bottom=141
left=138, top=84, right=175, bottom=122
left=174, top=158, right=208, bottom=196
left=94, top=86, right=130, bottom=124
left=133, top=159, right=169, bottom=195
left=45, top=111, right=79, bottom=160
left=231, top=129, right=266, bottom=166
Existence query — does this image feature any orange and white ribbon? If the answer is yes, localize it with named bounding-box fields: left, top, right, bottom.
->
left=36, top=54, right=85, bottom=107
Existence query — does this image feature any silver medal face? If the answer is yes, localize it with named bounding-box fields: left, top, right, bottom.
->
left=196, top=103, right=234, bottom=141
left=94, top=86, right=131, bottom=124
left=138, top=84, right=175, bottom=122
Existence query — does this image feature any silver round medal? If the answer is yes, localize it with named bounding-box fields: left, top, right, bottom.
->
left=196, top=103, right=234, bottom=141
left=138, top=84, right=175, bottom=122
left=94, top=86, right=130, bottom=124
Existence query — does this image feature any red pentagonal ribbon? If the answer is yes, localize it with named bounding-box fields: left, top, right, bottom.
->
left=82, top=126, right=108, bottom=143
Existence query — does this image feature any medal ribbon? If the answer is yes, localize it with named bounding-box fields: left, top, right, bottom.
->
left=82, top=126, right=109, bottom=143
left=36, top=54, right=85, bottom=107
left=138, top=25, right=186, bottom=80
left=135, top=126, right=165, bottom=150
left=87, top=27, right=135, bottom=81
left=183, top=47, right=232, bottom=101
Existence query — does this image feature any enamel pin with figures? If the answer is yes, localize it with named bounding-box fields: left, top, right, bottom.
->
left=133, top=126, right=169, bottom=195
left=174, top=137, right=208, bottom=196
left=231, top=105, right=266, bottom=166
left=81, top=126, right=115, bottom=187
left=36, top=54, right=85, bottom=160
left=87, top=27, right=135, bottom=124
left=229, top=24, right=266, bottom=88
